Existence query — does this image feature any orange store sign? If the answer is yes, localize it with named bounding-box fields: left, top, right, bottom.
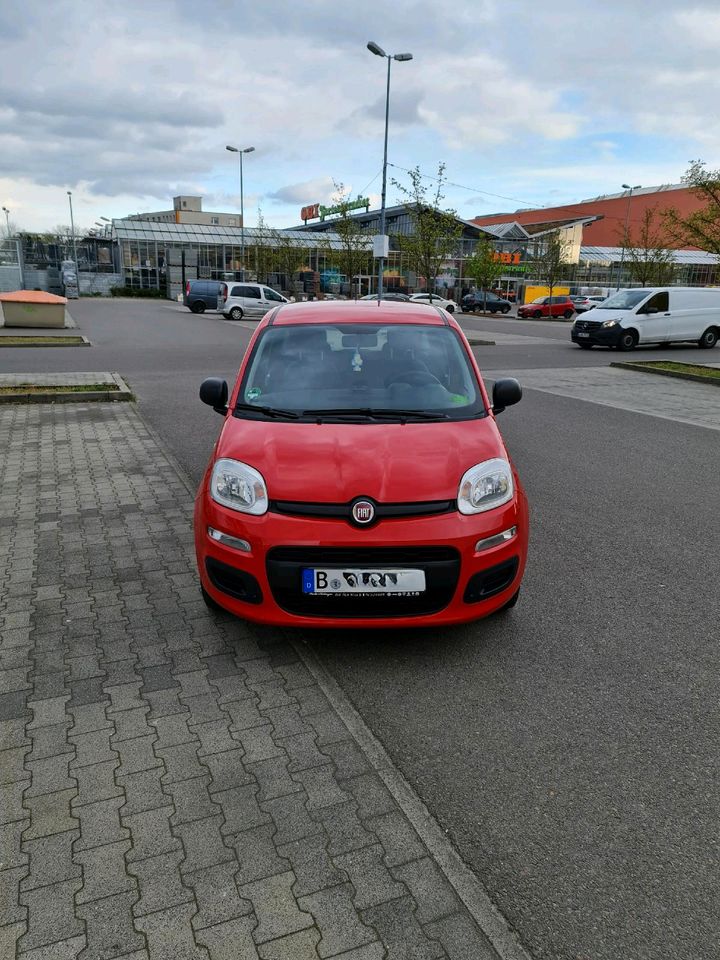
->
left=493, top=252, right=522, bottom=265
left=301, top=203, right=320, bottom=221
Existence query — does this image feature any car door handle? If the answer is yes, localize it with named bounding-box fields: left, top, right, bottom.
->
left=663, top=312, right=671, bottom=316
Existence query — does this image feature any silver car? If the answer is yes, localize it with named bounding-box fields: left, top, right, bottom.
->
left=218, top=282, right=288, bottom=320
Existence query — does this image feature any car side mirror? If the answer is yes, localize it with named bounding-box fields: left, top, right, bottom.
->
left=200, top=377, right=228, bottom=415
left=492, top=378, right=522, bottom=414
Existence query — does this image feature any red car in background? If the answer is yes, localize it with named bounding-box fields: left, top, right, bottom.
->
left=518, top=296, right=576, bottom=320
left=194, top=301, right=529, bottom=628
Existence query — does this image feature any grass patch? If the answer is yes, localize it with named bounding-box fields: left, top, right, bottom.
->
left=0, top=336, right=86, bottom=345
left=0, top=383, right=119, bottom=395
left=637, top=361, right=720, bottom=379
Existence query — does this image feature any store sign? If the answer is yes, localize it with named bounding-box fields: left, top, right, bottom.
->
left=493, top=252, right=522, bottom=265
left=300, top=195, right=370, bottom=222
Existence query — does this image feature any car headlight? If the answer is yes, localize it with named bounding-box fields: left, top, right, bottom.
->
left=210, top=459, right=268, bottom=515
left=602, top=319, right=619, bottom=328
left=458, top=458, right=514, bottom=515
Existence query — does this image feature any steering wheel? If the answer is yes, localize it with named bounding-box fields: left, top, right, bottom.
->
left=385, top=369, right=443, bottom=388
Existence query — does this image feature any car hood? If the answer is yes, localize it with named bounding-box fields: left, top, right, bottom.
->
left=216, top=417, right=505, bottom=502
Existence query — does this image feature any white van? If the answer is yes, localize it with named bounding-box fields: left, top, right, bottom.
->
left=218, top=282, right=288, bottom=321
left=571, top=287, right=720, bottom=350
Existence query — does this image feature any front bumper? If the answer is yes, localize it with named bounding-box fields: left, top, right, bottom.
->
left=194, top=492, right=529, bottom=628
left=571, top=322, right=622, bottom=346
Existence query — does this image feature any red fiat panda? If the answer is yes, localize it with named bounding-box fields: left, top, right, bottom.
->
left=194, top=300, right=528, bottom=627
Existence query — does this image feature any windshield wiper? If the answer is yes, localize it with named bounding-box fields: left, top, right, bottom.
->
left=235, top=402, right=300, bottom=419
left=302, top=407, right=450, bottom=421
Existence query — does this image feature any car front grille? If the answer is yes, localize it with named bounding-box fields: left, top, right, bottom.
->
left=270, top=500, right=455, bottom=525
left=575, top=319, right=602, bottom=332
left=266, top=546, right=460, bottom=619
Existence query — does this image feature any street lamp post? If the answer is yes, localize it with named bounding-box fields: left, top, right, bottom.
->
left=226, top=145, right=255, bottom=278
left=2, top=207, right=9, bottom=233
left=367, top=41, right=413, bottom=300
left=67, top=191, right=79, bottom=276
left=617, top=183, right=641, bottom=290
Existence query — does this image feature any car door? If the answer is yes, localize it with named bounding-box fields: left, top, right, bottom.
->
left=240, top=285, right=264, bottom=318
left=263, top=287, right=287, bottom=312
left=636, top=291, right=670, bottom=343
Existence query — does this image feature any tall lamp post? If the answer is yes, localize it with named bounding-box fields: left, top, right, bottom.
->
left=617, top=183, right=641, bottom=290
left=226, top=145, right=255, bottom=278
left=367, top=41, right=413, bottom=300
left=2, top=207, right=9, bottom=233
left=67, top=191, right=79, bottom=275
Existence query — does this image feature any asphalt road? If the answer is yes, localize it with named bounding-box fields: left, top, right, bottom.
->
left=3, top=298, right=720, bottom=960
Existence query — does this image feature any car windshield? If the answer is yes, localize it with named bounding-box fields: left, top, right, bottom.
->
left=596, top=290, right=649, bottom=310
left=531, top=297, right=547, bottom=304
left=237, top=322, right=485, bottom=421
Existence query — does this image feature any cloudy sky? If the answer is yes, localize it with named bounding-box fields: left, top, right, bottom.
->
left=1, top=0, right=719, bottom=232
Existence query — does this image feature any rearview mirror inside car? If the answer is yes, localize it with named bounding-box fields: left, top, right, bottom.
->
left=200, top=377, right=229, bottom=415
left=492, top=378, right=522, bottom=414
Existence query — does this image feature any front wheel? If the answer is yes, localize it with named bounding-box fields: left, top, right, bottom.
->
left=698, top=327, right=718, bottom=349
left=497, top=588, right=520, bottom=613
left=446, top=305, right=455, bottom=313
left=229, top=307, right=243, bottom=320
left=617, top=330, right=638, bottom=351
left=563, top=309, right=573, bottom=319
left=533, top=311, right=542, bottom=319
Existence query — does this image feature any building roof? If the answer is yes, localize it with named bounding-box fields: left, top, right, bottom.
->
left=579, top=246, right=719, bottom=265
left=112, top=220, right=373, bottom=251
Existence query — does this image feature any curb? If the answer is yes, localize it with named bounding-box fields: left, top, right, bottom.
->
left=610, top=361, right=720, bottom=387
left=0, top=372, right=134, bottom=404
left=0, top=335, right=91, bottom=348
left=467, top=338, right=497, bottom=346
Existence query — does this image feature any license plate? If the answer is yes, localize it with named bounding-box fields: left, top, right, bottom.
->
left=577, top=332, right=590, bottom=338
left=302, top=568, right=426, bottom=596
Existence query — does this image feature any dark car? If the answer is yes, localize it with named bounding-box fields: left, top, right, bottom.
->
left=184, top=280, right=223, bottom=313
left=461, top=292, right=512, bottom=314
left=360, top=293, right=411, bottom=302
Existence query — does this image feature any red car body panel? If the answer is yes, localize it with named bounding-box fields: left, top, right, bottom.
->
left=518, top=298, right=575, bottom=318
left=194, top=301, right=529, bottom=628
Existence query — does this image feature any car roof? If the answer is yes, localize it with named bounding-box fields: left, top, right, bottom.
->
left=268, top=300, right=449, bottom=327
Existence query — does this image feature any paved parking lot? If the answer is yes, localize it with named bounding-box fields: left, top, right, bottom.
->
left=2, top=297, right=720, bottom=960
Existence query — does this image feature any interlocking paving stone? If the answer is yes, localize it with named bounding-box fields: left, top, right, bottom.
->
left=361, top=896, right=446, bottom=960
left=193, top=916, right=258, bottom=960
left=21, top=830, right=81, bottom=890
left=297, top=883, right=378, bottom=958
left=241, top=871, right=314, bottom=944
left=19, top=878, right=84, bottom=951
left=134, top=903, right=208, bottom=960
left=76, top=891, right=146, bottom=960
left=0, top=405, right=504, bottom=960
left=185, top=862, right=252, bottom=930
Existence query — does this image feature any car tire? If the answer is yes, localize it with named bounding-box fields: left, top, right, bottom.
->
left=503, top=306, right=511, bottom=314
left=563, top=309, right=573, bottom=319
left=497, top=588, right=520, bottom=613
left=446, top=305, right=455, bottom=313
left=578, top=343, right=593, bottom=350
left=191, top=301, right=205, bottom=314
left=533, top=311, right=542, bottom=319
left=698, top=327, right=718, bottom=349
left=229, top=307, right=243, bottom=320
left=617, top=330, right=638, bottom=351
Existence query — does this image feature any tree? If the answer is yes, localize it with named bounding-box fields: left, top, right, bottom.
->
left=0, top=220, right=20, bottom=240
left=391, top=163, right=463, bottom=299
left=618, top=205, right=676, bottom=286
left=463, top=238, right=498, bottom=313
left=532, top=230, right=571, bottom=302
left=253, top=208, right=277, bottom=283
left=322, top=181, right=372, bottom=298
left=664, top=160, right=720, bottom=256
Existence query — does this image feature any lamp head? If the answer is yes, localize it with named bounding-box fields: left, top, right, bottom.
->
left=243, top=147, right=255, bottom=154
left=367, top=41, right=386, bottom=57
left=226, top=145, right=239, bottom=153
left=394, top=52, right=413, bottom=61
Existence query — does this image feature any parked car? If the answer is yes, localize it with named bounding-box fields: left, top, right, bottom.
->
left=184, top=280, right=223, bottom=314
left=409, top=293, right=458, bottom=313
left=360, top=293, right=411, bottom=302
left=218, top=283, right=289, bottom=320
left=571, top=287, right=720, bottom=350
left=518, top=296, right=575, bottom=320
left=461, top=292, right=512, bottom=314
left=196, top=300, right=528, bottom=627
left=570, top=295, right=606, bottom=313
